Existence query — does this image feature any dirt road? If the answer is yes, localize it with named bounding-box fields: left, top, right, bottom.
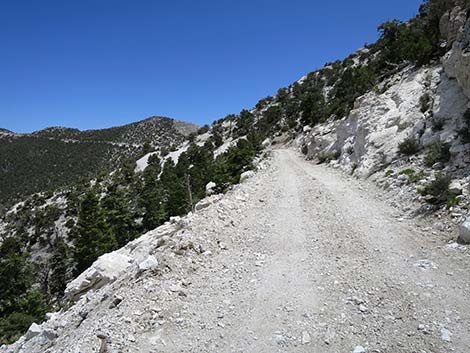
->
left=143, top=149, right=470, bottom=353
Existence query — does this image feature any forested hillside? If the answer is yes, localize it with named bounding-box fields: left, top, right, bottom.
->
left=0, top=117, right=197, bottom=206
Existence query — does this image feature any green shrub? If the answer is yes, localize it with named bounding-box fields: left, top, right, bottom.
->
left=187, top=132, right=197, bottom=142
left=424, top=141, right=451, bottom=167
left=317, top=150, right=340, bottom=164
left=418, top=172, right=453, bottom=204
left=399, top=168, right=415, bottom=175
left=447, top=193, right=461, bottom=207
left=0, top=312, right=36, bottom=344
left=409, top=170, right=428, bottom=183
left=431, top=117, right=445, bottom=132
left=420, top=93, right=432, bottom=113
left=459, top=109, right=470, bottom=144
left=398, top=168, right=428, bottom=183
left=398, top=136, right=419, bottom=156
left=197, top=125, right=210, bottom=135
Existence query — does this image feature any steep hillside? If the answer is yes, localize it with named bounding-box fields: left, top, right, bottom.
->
left=0, top=117, right=198, bottom=206
left=0, top=114, right=262, bottom=344
left=2, top=0, right=470, bottom=349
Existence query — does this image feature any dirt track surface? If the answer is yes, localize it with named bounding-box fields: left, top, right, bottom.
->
left=146, top=149, right=470, bottom=353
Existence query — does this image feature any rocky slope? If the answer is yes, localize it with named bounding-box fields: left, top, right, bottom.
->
left=295, top=64, right=469, bottom=218
left=288, top=4, right=470, bottom=243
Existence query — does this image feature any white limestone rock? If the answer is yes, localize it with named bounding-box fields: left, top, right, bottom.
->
left=138, top=255, right=159, bottom=272
left=205, top=181, right=216, bottom=195
left=65, top=252, right=134, bottom=301
left=240, top=170, right=255, bottom=182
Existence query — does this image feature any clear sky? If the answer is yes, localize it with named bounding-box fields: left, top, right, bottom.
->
left=1, top=0, right=423, bottom=133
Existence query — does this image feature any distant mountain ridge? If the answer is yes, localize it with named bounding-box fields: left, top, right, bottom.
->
left=5, top=116, right=198, bottom=142
left=0, top=116, right=198, bottom=205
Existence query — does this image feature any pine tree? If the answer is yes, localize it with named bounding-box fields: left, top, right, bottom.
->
left=0, top=237, right=34, bottom=316
left=139, top=155, right=167, bottom=231
left=73, top=190, right=115, bottom=275
left=49, top=239, right=70, bottom=298
left=102, top=186, right=138, bottom=247
left=160, top=160, right=188, bottom=216
left=0, top=237, right=48, bottom=344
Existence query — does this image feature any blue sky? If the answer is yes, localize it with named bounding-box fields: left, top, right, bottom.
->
left=1, top=0, right=423, bottom=133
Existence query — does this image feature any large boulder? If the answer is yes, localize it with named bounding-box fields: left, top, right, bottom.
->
left=25, top=323, right=42, bottom=340
left=65, top=252, right=134, bottom=301
left=25, top=323, right=58, bottom=344
left=458, top=217, right=470, bottom=244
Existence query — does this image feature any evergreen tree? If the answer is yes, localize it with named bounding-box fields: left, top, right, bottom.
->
left=0, top=237, right=33, bottom=316
left=0, top=237, right=48, bottom=344
left=102, top=186, right=137, bottom=247
left=183, top=144, right=214, bottom=200
left=234, top=110, right=255, bottom=137
left=210, top=125, right=224, bottom=148
left=139, top=155, right=167, bottom=231
left=73, top=190, right=115, bottom=275
left=49, top=239, right=70, bottom=298
left=160, top=160, right=188, bottom=216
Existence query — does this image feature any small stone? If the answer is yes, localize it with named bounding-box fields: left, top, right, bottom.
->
left=353, top=346, right=366, bottom=353
left=301, top=331, right=311, bottom=345
left=273, top=332, right=287, bottom=346
left=109, top=295, right=123, bottom=308
left=41, top=329, right=58, bottom=342
left=449, top=180, right=463, bottom=195
left=359, top=304, right=368, bottom=313
left=79, top=310, right=88, bottom=319
left=138, top=255, right=159, bottom=272
left=206, top=181, right=216, bottom=195
left=441, top=328, right=451, bottom=342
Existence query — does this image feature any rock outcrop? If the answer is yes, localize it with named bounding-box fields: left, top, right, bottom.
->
left=440, top=2, right=468, bottom=46
left=443, top=9, right=470, bottom=99
left=296, top=63, right=470, bottom=227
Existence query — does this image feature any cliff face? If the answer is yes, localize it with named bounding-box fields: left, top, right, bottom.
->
left=443, top=6, right=470, bottom=99
left=440, top=1, right=468, bottom=47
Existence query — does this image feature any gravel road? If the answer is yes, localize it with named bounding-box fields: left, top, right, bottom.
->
left=141, top=148, right=470, bottom=353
